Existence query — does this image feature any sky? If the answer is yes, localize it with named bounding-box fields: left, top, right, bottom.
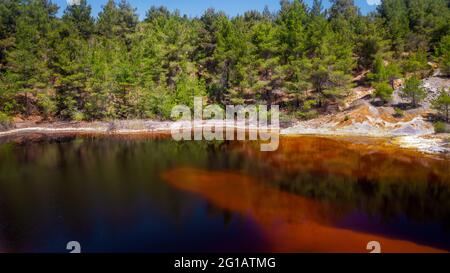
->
left=58, top=0, right=381, bottom=19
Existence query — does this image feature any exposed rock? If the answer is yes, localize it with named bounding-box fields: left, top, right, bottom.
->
left=392, top=78, right=404, bottom=90
left=428, top=62, right=439, bottom=70
left=12, top=117, right=24, bottom=123
left=421, top=76, right=450, bottom=106
left=281, top=75, right=450, bottom=153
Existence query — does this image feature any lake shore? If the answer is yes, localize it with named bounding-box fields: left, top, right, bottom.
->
left=1, top=119, right=449, bottom=155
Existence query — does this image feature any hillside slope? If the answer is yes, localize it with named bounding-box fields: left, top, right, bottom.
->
left=282, top=75, right=450, bottom=153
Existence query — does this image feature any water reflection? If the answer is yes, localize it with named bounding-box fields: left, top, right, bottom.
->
left=163, top=168, right=445, bottom=252
left=0, top=134, right=265, bottom=252
left=0, top=133, right=449, bottom=252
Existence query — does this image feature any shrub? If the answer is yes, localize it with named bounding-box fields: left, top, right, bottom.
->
left=368, top=55, right=402, bottom=83
left=436, top=35, right=450, bottom=76
left=72, top=112, right=85, bottom=122
left=400, top=76, right=427, bottom=108
left=403, top=51, right=428, bottom=74
left=296, top=110, right=318, bottom=120
left=373, top=82, right=394, bottom=104
left=394, top=107, right=404, bottom=118
left=432, top=89, right=450, bottom=123
left=434, top=121, right=448, bottom=134
left=37, top=93, right=57, bottom=120
left=0, top=111, right=13, bottom=130
left=442, top=53, right=450, bottom=77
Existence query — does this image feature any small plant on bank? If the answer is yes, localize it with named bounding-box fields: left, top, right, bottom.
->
left=373, top=82, right=394, bottom=104
left=434, top=121, right=448, bottom=134
left=432, top=89, right=450, bottom=123
left=296, top=110, right=319, bottom=121
left=0, top=111, right=13, bottom=130
left=394, top=107, right=404, bottom=118
left=72, top=112, right=85, bottom=122
left=400, top=76, right=427, bottom=108
left=37, top=93, right=57, bottom=120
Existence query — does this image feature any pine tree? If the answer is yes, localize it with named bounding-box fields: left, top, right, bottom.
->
left=355, top=14, right=390, bottom=70
left=51, top=0, right=96, bottom=119
left=310, top=0, right=323, bottom=17
left=378, top=0, right=410, bottom=54
left=276, top=0, right=310, bottom=107
left=62, top=0, right=94, bottom=39
left=0, top=0, right=449, bottom=121
left=250, top=19, right=282, bottom=105
left=437, top=35, right=450, bottom=76
left=214, top=16, right=251, bottom=103
left=328, top=0, right=361, bottom=41
left=277, top=0, right=308, bottom=63
left=432, top=89, right=450, bottom=122
left=303, top=0, right=356, bottom=109
left=401, top=76, right=427, bottom=108
left=3, top=0, right=58, bottom=116
left=0, top=0, right=20, bottom=74
left=97, top=0, right=138, bottom=41
left=405, top=0, right=449, bottom=51
left=195, top=9, right=225, bottom=103
left=373, top=82, right=394, bottom=104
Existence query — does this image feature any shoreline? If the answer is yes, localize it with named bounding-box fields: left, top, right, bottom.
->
left=1, top=120, right=449, bottom=155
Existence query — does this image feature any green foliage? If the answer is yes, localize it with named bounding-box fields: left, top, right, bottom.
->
left=434, top=121, right=448, bottom=133
left=0, top=0, right=448, bottom=121
left=0, top=111, right=12, bottom=128
left=404, top=0, right=450, bottom=51
left=36, top=92, right=56, bottom=120
left=402, top=51, right=428, bottom=74
left=97, top=0, right=138, bottom=41
left=295, top=108, right=319, bottom=120
left=378, top=0, right=450, bottom=54
left=0, top=0, right=20, bottom=72
left=355, top=15, right=390, bottom=69
left=432, top=89, right=450, bottom=122
left=3, top=0, right=58, bottom=101
left=328, top=0, right=361, bottom=42
left=62, top=0, right=94, bottom=38
left=394, top=107, right=404, bottom=118
left=72, top=111, right=85, bottom=122
left=285, top=98, right=315, bottom=118
left=378, top=0, right=410, bottom=53
left=441, top=51, right=450, bottom=77
left=400, top=76, right=427, bottom=107
left=373, top=82, right=394, bottom=103
left=367, top=55, right=401, bottom=83
left=436, top=35, right=450, bottom=76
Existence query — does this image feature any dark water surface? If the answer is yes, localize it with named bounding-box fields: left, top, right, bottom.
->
left=0, top=134, right=449, bottom=253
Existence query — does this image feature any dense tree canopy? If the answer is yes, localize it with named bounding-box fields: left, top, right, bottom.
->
left=0, top=0, right=449, bottom=121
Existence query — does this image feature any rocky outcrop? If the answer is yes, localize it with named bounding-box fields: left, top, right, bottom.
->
left=282, top=100, right=434, bottom=137
left=282, top=75, right=450, bottom=153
